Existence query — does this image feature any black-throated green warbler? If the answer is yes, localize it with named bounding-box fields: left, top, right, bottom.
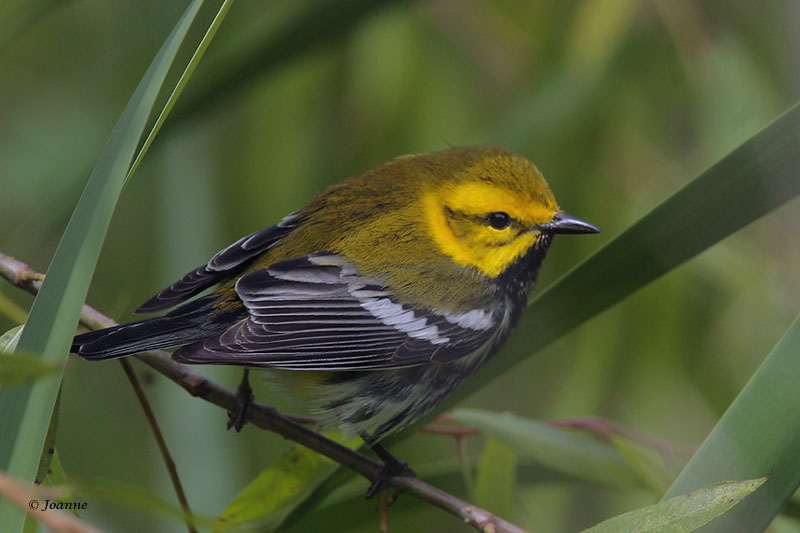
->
left=72, top=145, right=598, bottom=493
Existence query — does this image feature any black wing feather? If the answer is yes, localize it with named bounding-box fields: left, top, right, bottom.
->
left=135, top=213, right=300, bottom=314
left=172, top=253, right=500, bottom=370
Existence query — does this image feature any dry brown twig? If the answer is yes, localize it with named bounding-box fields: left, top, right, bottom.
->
left=0, top=251, right=526, bottom=533
left=377, top=488, right=391, bottom=533
left=118, top=359, right=197, bottom=533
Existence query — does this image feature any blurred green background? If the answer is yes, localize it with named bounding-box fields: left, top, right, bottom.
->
left=2, top=0, right=800, bottom=531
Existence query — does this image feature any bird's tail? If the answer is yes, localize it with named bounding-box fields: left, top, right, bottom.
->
left=71, top=296, right=243, bottom=361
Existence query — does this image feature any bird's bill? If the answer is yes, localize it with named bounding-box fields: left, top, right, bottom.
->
left=541, top=212, right=600, bottom=234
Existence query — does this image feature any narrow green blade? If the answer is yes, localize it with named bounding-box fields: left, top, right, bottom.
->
left=0, top=352, right=60, bottom=386
left=127, top=0, right=235, bottom=182
left=664, top=313, right=800, bottom=530
left=0, top=1, right=205, bottom=530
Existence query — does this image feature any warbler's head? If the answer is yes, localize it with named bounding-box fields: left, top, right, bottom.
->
left=408, top=146, right=599, bottom=278
left=301, top=145, right=598, bottom=309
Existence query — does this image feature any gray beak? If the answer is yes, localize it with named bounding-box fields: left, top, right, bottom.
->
left=541, top=212, right=600, bottom=234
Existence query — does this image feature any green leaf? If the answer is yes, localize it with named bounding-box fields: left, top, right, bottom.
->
left=451, top=409, right=641, bottom=488
left=664, top=313, right=800, bottom=530
left=0, top=1, right=208, bottom=530
left=40, top=448, right=68, bottom=488
left=39, top=449, right=77, bottom=516
left=276, top=459, right=362, bottom=531
left=473, top=437, right=517, bottom=519
left=583, top=477, right=767, bottom=532
left=33, top=388, right=61, bottom=486
left=0, top=325, right=23, bottom=353
left=215, top=445, right=318, bottom=532
left=0, top=351, right=60, bottom=386
left=273, top=431, right=364, bottom=531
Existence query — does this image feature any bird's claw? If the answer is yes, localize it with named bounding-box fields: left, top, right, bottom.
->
left=227, top=369, right=253, bottom=432
left=365, top=457, right=416, bottom=499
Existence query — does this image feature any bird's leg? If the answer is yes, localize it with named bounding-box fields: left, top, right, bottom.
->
left=360, top=433, right=416, bottom=499
left=227, top=368, right=253, bottom=432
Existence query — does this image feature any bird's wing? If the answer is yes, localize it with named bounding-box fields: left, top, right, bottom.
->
left=135, top=213, right=301, bottom=314
left=172, top=253, right=500, bottom=370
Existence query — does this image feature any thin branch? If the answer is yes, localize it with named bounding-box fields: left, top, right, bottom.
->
left=377, top=489, right=391, bottom=533
left=0, top=252, right=526, bottom=533
left=118, top=359, right=197, bottom=533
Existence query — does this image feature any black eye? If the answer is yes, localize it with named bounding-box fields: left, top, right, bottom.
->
left=487, top=211, right=511, bottom=230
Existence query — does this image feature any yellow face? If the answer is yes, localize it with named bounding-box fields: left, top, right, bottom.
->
left=422, top=180, right=559, bottom=278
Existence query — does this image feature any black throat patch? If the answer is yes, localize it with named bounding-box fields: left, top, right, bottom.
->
left=496, top=234, right=553, bottom=315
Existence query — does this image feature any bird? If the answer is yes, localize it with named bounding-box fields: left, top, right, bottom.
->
left=71, top=145, right=599, bottom=496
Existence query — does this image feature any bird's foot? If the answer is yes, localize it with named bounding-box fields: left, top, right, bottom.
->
left=360, top=435, right=416, bottom=499
left=365, top=456, right=416, bottom=499
left=227, top=368, right=253, bottom=432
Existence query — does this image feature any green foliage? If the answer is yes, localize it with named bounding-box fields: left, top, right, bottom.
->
left=0, top=325, right=23, bottom=352
left=39, top=448, right=69, bottom=489
left=0, top=352, right=61, bottom=386
left=452, top=409, right=640, bottom=488
left=0, top=326, right=60, bottom=385
left=583, top=478, right=767, bottom=533
left=0, top=1, right=228, bottom=530
left=666, top=314, right=800, bottom=531
left=215, top=445, right=318, bottom=531
left=2, top=1, right=799, bottom=532
left=0, top=0, right=192, bottom=505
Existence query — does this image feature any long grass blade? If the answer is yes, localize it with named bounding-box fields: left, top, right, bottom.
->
left=0, top=2, right=205, bottom=530
left=664, top=313, right=800, bottom=530
left=126, top=0, right=235, bottom=182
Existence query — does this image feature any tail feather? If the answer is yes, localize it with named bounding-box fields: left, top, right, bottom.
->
left=73, top=320, right=208, bottom=360
left=72, top=296, right=244, bottom=361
